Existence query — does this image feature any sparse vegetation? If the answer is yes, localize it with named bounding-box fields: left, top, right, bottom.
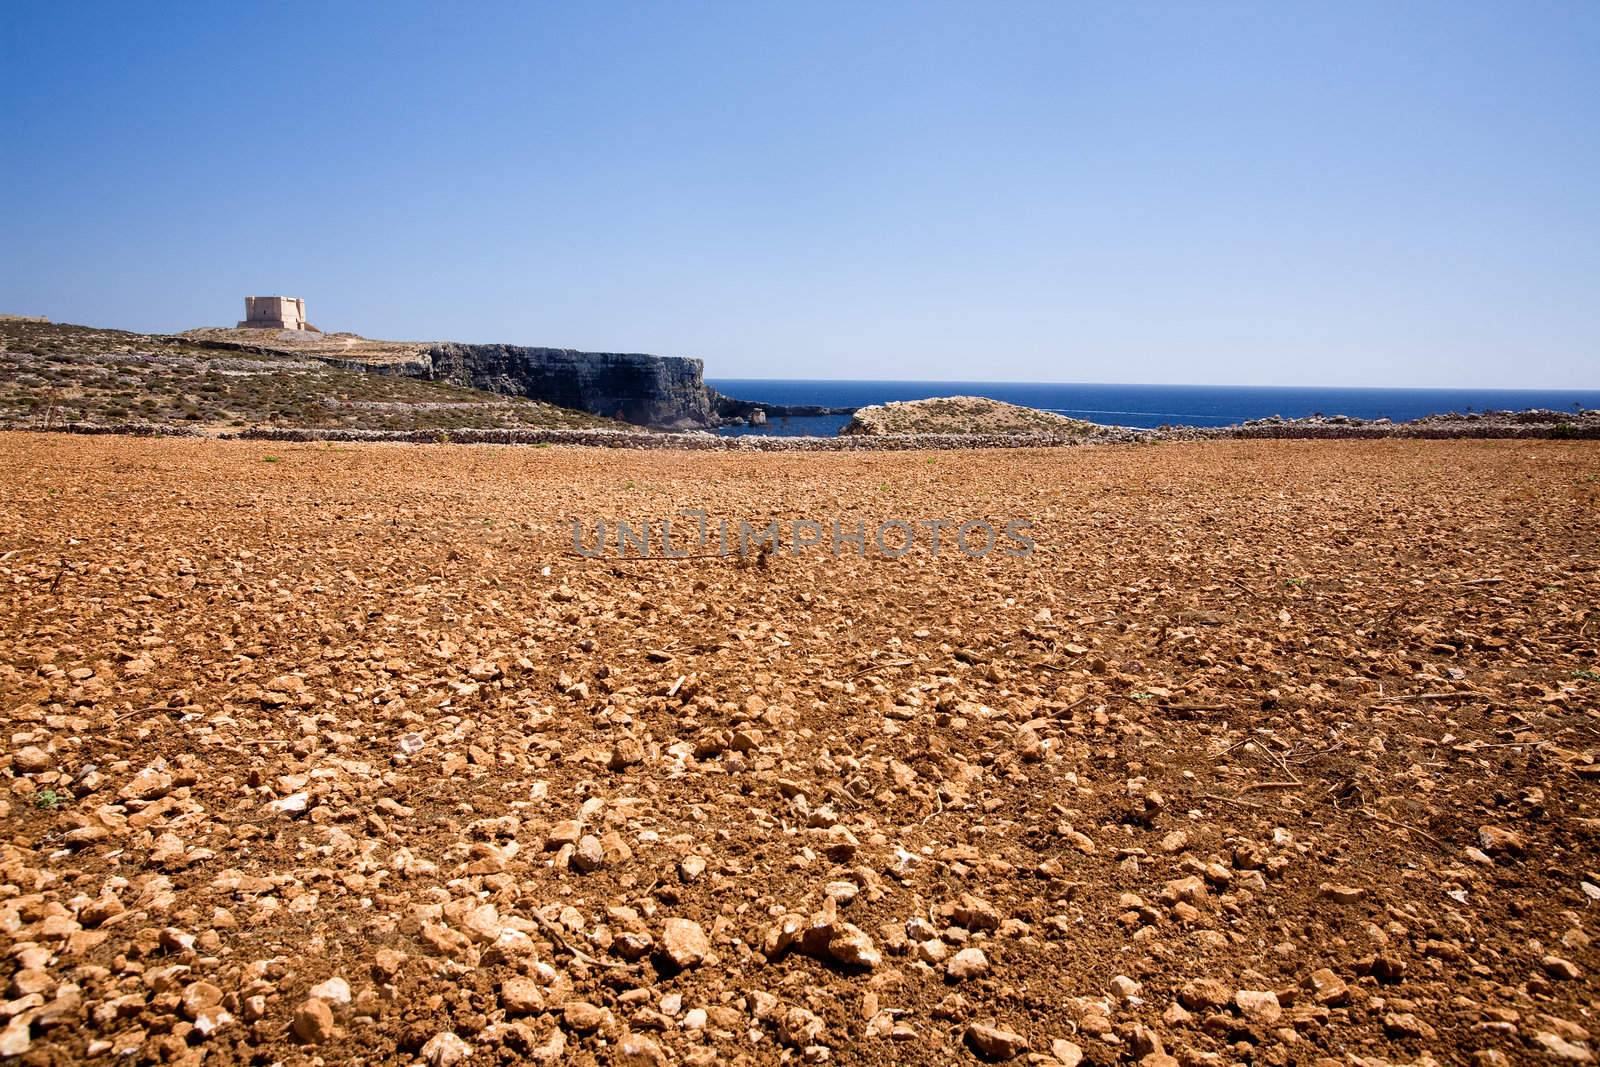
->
left=0, top=320, right=630, bottom=434
left=841, top=395, right=1102, bottom=436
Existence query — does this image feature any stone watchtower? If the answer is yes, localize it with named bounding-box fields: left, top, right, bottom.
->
left=238, top=296, right=307, bottom=331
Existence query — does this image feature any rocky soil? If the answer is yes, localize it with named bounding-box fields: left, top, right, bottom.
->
left=2, top=434, right=1598, bottom=1067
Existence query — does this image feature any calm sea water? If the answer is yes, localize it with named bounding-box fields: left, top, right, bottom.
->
left=709, top=379, right=1600, bottom=436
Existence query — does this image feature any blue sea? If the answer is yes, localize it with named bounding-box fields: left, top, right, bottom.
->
left=709, top=379, right=1600, bottom=437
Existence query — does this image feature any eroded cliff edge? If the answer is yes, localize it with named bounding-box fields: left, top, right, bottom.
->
left=420, top=344, right=712, bottom=429
left=184, top=328, right=846, bottom=430
left=414, top=345, right=851, bottom=429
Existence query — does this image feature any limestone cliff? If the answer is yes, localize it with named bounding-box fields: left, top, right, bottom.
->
left=411, top=346, right=853, bottom=429
left=421, top=344, right=713, bottom=429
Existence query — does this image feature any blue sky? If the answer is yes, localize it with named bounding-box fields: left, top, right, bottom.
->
left=3, top=2, right=1596, bottom=387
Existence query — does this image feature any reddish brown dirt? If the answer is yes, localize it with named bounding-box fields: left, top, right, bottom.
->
left=1, top=434, right=1597, bottom=1067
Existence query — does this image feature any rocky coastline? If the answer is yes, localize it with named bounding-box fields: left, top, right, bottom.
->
left=708, top=389, right=855, bottom=427
left=185, top=330, right=841, bottom=430
left=9, top=320, right=1593, bottom=445
left=23, top=406, right=1593, bottom=449
left=145, top=329, right=1600, bottom=442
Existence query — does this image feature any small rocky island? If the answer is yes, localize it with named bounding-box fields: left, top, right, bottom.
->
left=841, top=396, right=1100, bottom=437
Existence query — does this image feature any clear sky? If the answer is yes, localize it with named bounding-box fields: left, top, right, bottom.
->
left=3, top=2, right=1596, bottom=387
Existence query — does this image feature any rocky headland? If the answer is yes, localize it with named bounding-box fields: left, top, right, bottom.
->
left=183, top=327, right=841, bottom=431
left=842, top=396, right=1102, bottom=437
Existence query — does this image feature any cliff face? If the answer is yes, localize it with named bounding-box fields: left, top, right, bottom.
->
left=422, top=344, right=713, bottom=429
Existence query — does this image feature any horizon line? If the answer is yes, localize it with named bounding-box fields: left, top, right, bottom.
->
left=707, top=375, right=1600, bottom=394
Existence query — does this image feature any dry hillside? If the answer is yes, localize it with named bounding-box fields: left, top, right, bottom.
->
left=0, top=321, right=626, bottom=434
